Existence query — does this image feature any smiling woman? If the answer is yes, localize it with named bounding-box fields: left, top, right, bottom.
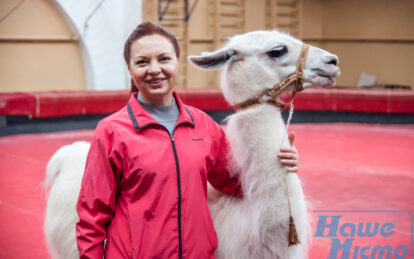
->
left=127, top=34, right=179, bottom=105
left=123, top=22, right=180, bottom=97
left=74, top=21, right=250, bottom=259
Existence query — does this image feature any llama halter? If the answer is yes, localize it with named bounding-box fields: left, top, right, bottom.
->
left=233, top=43, right=310, bottom=111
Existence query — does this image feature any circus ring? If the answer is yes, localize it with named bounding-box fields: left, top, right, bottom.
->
left=0, top=88, right=413, bottom=258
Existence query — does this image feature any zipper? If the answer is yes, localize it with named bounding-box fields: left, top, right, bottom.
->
left=170, top=123, right=190, bottom=259
left=169, top=133, right=183, bottom=259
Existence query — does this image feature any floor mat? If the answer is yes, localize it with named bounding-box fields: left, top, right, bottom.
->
left=0, top=124, right=412, bottom=258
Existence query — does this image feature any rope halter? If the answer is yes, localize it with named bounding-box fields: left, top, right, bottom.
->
left=233, top=43, right=310, bottom=111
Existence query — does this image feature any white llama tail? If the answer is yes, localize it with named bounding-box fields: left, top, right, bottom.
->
left=44, top=141, right=90, bottom=259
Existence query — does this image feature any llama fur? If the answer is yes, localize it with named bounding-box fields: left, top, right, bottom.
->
left=44, top=141, right=90, bottom=259
left=43, top=29, right=339, bottom=259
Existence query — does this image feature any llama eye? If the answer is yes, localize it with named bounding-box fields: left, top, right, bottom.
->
left=267, top=46, right=288, bottom=58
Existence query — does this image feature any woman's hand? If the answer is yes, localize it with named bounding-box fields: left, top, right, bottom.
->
left=278, top=131, right=299, bottom=173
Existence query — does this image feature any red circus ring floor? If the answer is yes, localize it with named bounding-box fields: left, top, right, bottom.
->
left=0, top=123, right=413, bottom=258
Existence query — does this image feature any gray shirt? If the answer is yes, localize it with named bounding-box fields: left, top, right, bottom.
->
left=137, top=93, right=180, bottom=135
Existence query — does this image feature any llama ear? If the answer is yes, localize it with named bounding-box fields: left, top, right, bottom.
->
left=188, top=49, right=240, bottom=70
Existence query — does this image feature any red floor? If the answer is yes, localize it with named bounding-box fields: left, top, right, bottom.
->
left=0, top=123, right=413, bottom=258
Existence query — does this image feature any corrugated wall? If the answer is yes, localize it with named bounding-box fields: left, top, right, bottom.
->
left=0, top=0, right=86, bottom=92
left=267, top=0, right=300, bottom=37
left=2, top=0, right=412, bottom=92
left=301, top=0, right=414, bottom=88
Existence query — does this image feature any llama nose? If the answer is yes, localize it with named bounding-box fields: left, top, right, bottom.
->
left=324, top=55, right=338, bottom=66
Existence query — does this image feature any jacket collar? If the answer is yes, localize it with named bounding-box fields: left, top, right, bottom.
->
left=127, top=91, right=194, bottom=131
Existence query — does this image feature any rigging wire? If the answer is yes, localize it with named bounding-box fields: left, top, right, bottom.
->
left=0, top=0, right=26, bottom=23
left=84, top=0, right=106, bottom=36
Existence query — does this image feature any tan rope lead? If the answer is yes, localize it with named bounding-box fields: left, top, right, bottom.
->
left=282, top=91, right=300, bottom=246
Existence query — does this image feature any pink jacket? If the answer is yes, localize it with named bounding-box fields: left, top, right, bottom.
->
left=76, top=92, right=242, bottom=259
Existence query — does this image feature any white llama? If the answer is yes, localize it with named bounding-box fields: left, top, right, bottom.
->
left=43, top=30, right=339, bottom=259
left=188, top=30, right=339, bottom=259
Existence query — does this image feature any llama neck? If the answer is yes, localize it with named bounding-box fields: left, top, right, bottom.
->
left=226, top=104, right=290, bottom=196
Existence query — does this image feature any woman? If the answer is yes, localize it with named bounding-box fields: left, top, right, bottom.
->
left=76, top=22, right=299, bottom=259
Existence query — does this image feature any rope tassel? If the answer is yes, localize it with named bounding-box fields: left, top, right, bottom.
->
left=284, top=91, right=301, bottom=247
left=288, top=215, right=300, bottom=246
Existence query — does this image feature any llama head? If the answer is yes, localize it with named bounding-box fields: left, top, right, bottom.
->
left=189, top=30, right=340, bottom=105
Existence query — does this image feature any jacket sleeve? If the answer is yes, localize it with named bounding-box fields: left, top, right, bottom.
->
left=207, top=122, right=243, bottom=197
left=76, top=121, right=121, bottom=259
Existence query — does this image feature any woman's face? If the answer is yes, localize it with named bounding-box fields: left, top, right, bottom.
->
left=128, top=34, right=179, bottom=105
